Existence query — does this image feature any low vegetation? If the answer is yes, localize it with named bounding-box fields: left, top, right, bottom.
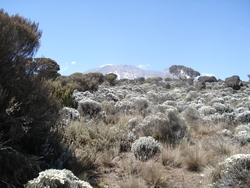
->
left=1, top=8, right=250, bottom=188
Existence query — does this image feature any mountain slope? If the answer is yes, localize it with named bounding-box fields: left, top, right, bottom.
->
left=84, top=64, right=175, bottom=79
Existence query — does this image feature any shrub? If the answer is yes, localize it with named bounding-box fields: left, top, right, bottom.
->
left=50, top=81, right=75, bottom=107
left=66, top=72, right=104, bottom=92
left=73, top=90, right=94, bottom=102
left=236, top=111, right=250, bottom=123
left=0, top=9, right=62, bottom=187
left=131, top=136, right=162, bottom=161
left=60, top=107, right=80, bottom=126
left=233, top=129, right=250, bottom=146
left=183, top=107, right=201, bottom=123
left=141, top=111, right=189, bottom=145
left=211, top=154, right=250, bottom=188
left=104, top=73, right=118, bottom=86
left=77, top=99, right=102, bottom=117
left=144, top=77, right=163, bottom=84
left=25, top=169, right=93, bottom=188
left=199, top=106, right=216, bottom=116
left=185, top=91, right=199, bottom=102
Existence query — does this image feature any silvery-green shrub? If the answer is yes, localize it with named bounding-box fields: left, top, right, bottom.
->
left=183, top=107, right=200, bottom=123
left=199, top=106, right=216, bottom=116
left=212, top=154, right=250, bottom=188
left=133, top=97, right=149, bottom=112
left=140, top=111, right=189, bottom=145
left=26, top=169, right=93, bottom=188
left=185, top=91, right=199, bottom=102
left=236, top=111, right=250, bottom=123
left=131, top=136, right=162, bottom=161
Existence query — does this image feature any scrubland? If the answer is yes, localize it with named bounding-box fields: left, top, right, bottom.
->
left=57, top=78, right=250, bottom=188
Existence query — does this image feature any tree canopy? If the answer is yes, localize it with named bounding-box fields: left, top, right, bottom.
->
left=0, top=9, right=62, bottom=187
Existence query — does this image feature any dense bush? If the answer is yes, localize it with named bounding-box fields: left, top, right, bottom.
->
left=104, top=73, right=118, bottom=86
left=131, top=136, right=162, bottom=161
left=26, top=169, right=93, bottom=188
left=0, top=9, right=63, bottom=187
left=77, top=99, right=102, bottom=117
left=144, top=77, right=163, bottom=84
left=50, top=81, right=75, bottom=107
left=183, top=107, right=201, bottom=123
left=60, top=107, right=80, bottom=126
left=140, top=111, right=189, bottom=145
left=55, top=72, right=105, bottom=93
left=211, top=154, right=250, bottom=188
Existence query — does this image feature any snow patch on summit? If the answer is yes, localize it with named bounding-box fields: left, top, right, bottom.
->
left=100, top=64, right=113, bottom=68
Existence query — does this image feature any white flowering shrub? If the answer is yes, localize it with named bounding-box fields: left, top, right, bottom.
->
left=236, top=111, right=250, bottom=123
left=115, top=100, right=134, bottom=114
left=217, top=129, right=232, bottom=137
left=185, top=91, right=199, bottom=102
left=211, top=154, right=250, bottom=188
left=211, top=103, right=233, bottom=114
left=73, top=90, right=94, bottom=102
left=60, top=107, right=81, bottom=126
left=131, top=136, right=162, bottom=161
left=199, top=106, right=216, bottom=116
left=26, top=169, right=93, bottom=188
left=210, top=97, right=225, bottom=105
left=233, top=124, right=250, bottom=145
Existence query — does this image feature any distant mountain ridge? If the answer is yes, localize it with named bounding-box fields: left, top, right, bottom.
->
left=84, top=64, right=177, bottom=80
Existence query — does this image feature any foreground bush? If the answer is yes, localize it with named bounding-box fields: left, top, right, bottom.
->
left=26, top=169, right=93, bottom=188
left=211, top=154, right=250, bottom=188
left=131, top=136, right=162, bottom=161
left=0, top=9, right=63, bottom=187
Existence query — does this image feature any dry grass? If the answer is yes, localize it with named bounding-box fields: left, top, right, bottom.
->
left=69, top=146, right=99, bottom=176
left=184, top=147, right=207, bottom=172
left=119, top=154, right=142, bottom=176
left=141, top=160, right=166, bottom=187
left=118, top=175, right=146, bottom=188
left=161, top=144, right=183, bottom=168
left=98, top=146, right=119, bottom=167
left=58, top=85, right=250, bottom=188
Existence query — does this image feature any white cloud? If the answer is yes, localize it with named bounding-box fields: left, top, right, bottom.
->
left=138, top=64, right=150, bottom=69
left=71, top=61, right=76, bottom=65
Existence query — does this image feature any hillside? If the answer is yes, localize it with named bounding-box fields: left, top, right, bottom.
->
left=84, top=64, right=177, bottom=79
left=55, top=77, right=250, bottom=187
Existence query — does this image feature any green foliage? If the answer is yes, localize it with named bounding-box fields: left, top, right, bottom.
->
left=104, top=73, right=118, bottom=86
left=144, top=77, right=163, bottom=84
left=30, top=57, right=61, bottom=80
left=50, top=81, right=75, bottom=107
left=0, top=9, right=63, bottom=187
left=55, top=72, right=104, bottom=92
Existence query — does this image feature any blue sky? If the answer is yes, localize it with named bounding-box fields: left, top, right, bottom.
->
left=2, top=0, right=250, bottom=80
